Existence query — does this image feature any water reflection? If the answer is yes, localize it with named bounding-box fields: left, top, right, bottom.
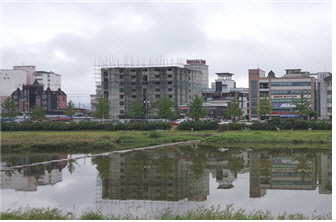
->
left=0, top=145, right=331, bottom=217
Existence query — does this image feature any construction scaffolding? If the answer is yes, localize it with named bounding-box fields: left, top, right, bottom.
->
left=93, top=56, right=205, bottom=119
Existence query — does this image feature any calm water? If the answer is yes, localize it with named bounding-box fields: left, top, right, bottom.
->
left=1, top=144, right=332, bottom=218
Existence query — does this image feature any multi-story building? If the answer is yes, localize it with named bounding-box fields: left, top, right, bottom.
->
left=312, top=72, right=332, bottom=120
left=201, top=73, right=249, bottom=120
left=184, top=59, right=209, bottom=89
left=11, top=80, right=67, bottom=114
left=248, top=68, right=316, bottom=121
left=101, top=66, right=202, bottom=119
left=33, top=71, right=62, bottom=91
left=13, top=65, right=36, bottom=84
left=0, top=69, right=27, bottom=103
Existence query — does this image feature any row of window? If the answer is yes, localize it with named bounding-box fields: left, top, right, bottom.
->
left=119, top=81, right=173, bottom=86
left=119, top=68, right=174, bottom=73
left=119, top=88, right=176, bottom=92
left=327, top=90, right=332, bottom=95
left=271, top=90, right=311, bottom=95
left=327, top=81, right=332, bottom=86
left=271, top=99, right=311, bottom=103
left=327, top=98, right=332, bottom=104
left=271, top=82, right=311, bottom=86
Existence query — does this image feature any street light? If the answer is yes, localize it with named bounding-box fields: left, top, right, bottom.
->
left=79, top=102, right=86, bottom=119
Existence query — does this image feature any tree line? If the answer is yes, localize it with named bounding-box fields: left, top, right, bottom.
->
left=1, top=90, right=322, bottom=122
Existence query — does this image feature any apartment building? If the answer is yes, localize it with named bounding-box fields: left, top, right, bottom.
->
left=0, top=69, right=27, bottom=103
left=33, top=71, right=62, bottom=91
left=312, top=72, right=332, bottom=120
left=184, top=59, right=209, bottom=89
left=101, top=66, right=202, bottom=119
left=248, top=68, right=316, bottom=121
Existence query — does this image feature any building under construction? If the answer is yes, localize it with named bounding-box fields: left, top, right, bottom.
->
left=101, top=65, right=203, bottom=119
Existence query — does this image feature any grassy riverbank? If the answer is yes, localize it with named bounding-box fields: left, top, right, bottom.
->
left=0, top=130, right=205, bottom=154
left=0, top=206, right=331, bottom=220
left=1, top=129, right=332, bottom=154
left=203, top=130, right=332, bottom=149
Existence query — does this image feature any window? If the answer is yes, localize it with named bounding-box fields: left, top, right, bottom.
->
left=155, top=82, right=160, bottom=85
left=131, top=82, right=136, bottom=85
left=155, top=75, right=160, bottom=78
left=131, top=95, right=136, bottom=98
left=167, top=68, right=172, bottom=71
left=142, top=69, right=147, bottom=72
left=120, top=110, right=125, bottom=114
left=155, top=88, right=160, bottom=92
left=131, top=69, right=135, bottom=72
left=327, top=90, right=332, bottom=95
left=143, top=76, right=148, bottom=81
left=120, top=101, right=124, bottom=105
left=119, top=95, right=124, bottom=99
left=155, top=95, right=160, bottom=98
left=327, top=81, right=332, bottom=86
left=120, top=75, right=124, bottom=79
left=131, top=75, right=136, bottom=79
left=168, top=88, right=173, bottom=91
left=168, top=81, right=172, bottom=85
left=131, top=88, right=136, bottom=92
left=120, top=69, right=124, bottom=73
left=168, top=75, right=172, bottom=78
left=119, top=82, right=124, bottom=86
left=143, top=82, right=148, bottom=85
left=271, top=82, right=311, bottom=87
left=119, top=88, right=124, bottom=92
left=168, top=95, right=172, bottom=98
left=327, top=98, right=332, bottom=104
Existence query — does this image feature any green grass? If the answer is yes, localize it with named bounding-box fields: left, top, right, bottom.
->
left=203, top=130, right=332, bottom=149
left=0, top=130, right=204, bottom=154
left=0, top=206, right=331, bottom=220
left=1, top=129, right=331, bottom=154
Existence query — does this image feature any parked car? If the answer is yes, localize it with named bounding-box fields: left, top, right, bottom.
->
left=170, top=122, right=179, bottom=125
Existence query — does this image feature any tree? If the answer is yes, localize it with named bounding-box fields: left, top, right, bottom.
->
left=292, top=91, right=311, bottom=119
left=92, top=95, right=110, bottom=123
left=307, top=108, right=317, bottom=121
left=128, top=99, right=145, bottom=119
left=187, top=94, right=208, bottom=121
left=226, top=97, right=243, bottom=122
left=64, top=100, right=76, bottom=117
left=257, top=94, right=273, bottom=121
left=156, top=95, right=174, bottom=121
left=1, top=97, right=20, bottom=119
left=30, top=105, right=46, bottom=121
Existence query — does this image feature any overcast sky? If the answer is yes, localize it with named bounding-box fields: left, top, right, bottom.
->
left=1, top=1, right=332, bottom=108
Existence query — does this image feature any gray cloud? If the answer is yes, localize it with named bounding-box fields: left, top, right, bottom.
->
left=2, top=1, right=332, bottom=108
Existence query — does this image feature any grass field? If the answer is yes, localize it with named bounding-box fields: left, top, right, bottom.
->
left=1, top=129, right=332, bottom=154
left=0, top=206, right=331, bottom=220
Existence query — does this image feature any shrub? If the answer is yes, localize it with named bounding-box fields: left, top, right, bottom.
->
left=178, top=121, right=219, bottom=131
left=148, top=131, right=161, bottom=138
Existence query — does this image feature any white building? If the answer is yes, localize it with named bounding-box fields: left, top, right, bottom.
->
left=0, top=69, right=27, bottom=103
left=33, top=71, right=62, bottom=90
left=13, top=65, right=36, bottom=84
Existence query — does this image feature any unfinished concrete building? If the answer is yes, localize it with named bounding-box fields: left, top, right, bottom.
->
left=101, top=66, right=203, bottom=119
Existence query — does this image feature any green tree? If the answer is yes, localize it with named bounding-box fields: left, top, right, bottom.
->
left=30, top=105, right=46, bottom=121
left=226, top=97, right=243, bottom=122
left=307, top=108, right=317, bottom=120
left=292, top=91, right=311, bottom=119
left=257, top=94, right=273, bottom=121
left=92, top=95, right=110, bottom=123
left=187, top=94, right=208, bottom=121
left=156, top=95, right=174, bottom=121
left=64, top=100, right=76, bottom=117
left=1, top=97, right=20, bottom=119
left=128, top=99, right=145, bottom=119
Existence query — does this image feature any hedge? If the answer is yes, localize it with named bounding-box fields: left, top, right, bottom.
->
left=1, top=121, right=171, bottom=131
left=227, top=118, right=332, bottom=131
left=177, top=121, right=220, bottom=131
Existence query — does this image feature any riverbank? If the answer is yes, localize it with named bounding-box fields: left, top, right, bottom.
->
left=203, top=130, right=332, bottom=149
left=0, top=207, right=331, bottom=220
left=1, top=130, right=332, bottom=154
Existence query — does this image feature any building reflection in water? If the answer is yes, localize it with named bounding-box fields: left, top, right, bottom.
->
left=1, top=155, right=68, bottom=191
left=249, top=151, right=332, bottom=198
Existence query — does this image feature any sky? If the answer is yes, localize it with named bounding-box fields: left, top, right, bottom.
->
left=1, top=1, right=332, bottom=109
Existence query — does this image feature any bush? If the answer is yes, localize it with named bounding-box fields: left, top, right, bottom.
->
left=1, top=121, right=171, bottom=131
left=178, top=121, right=220, bottom=131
